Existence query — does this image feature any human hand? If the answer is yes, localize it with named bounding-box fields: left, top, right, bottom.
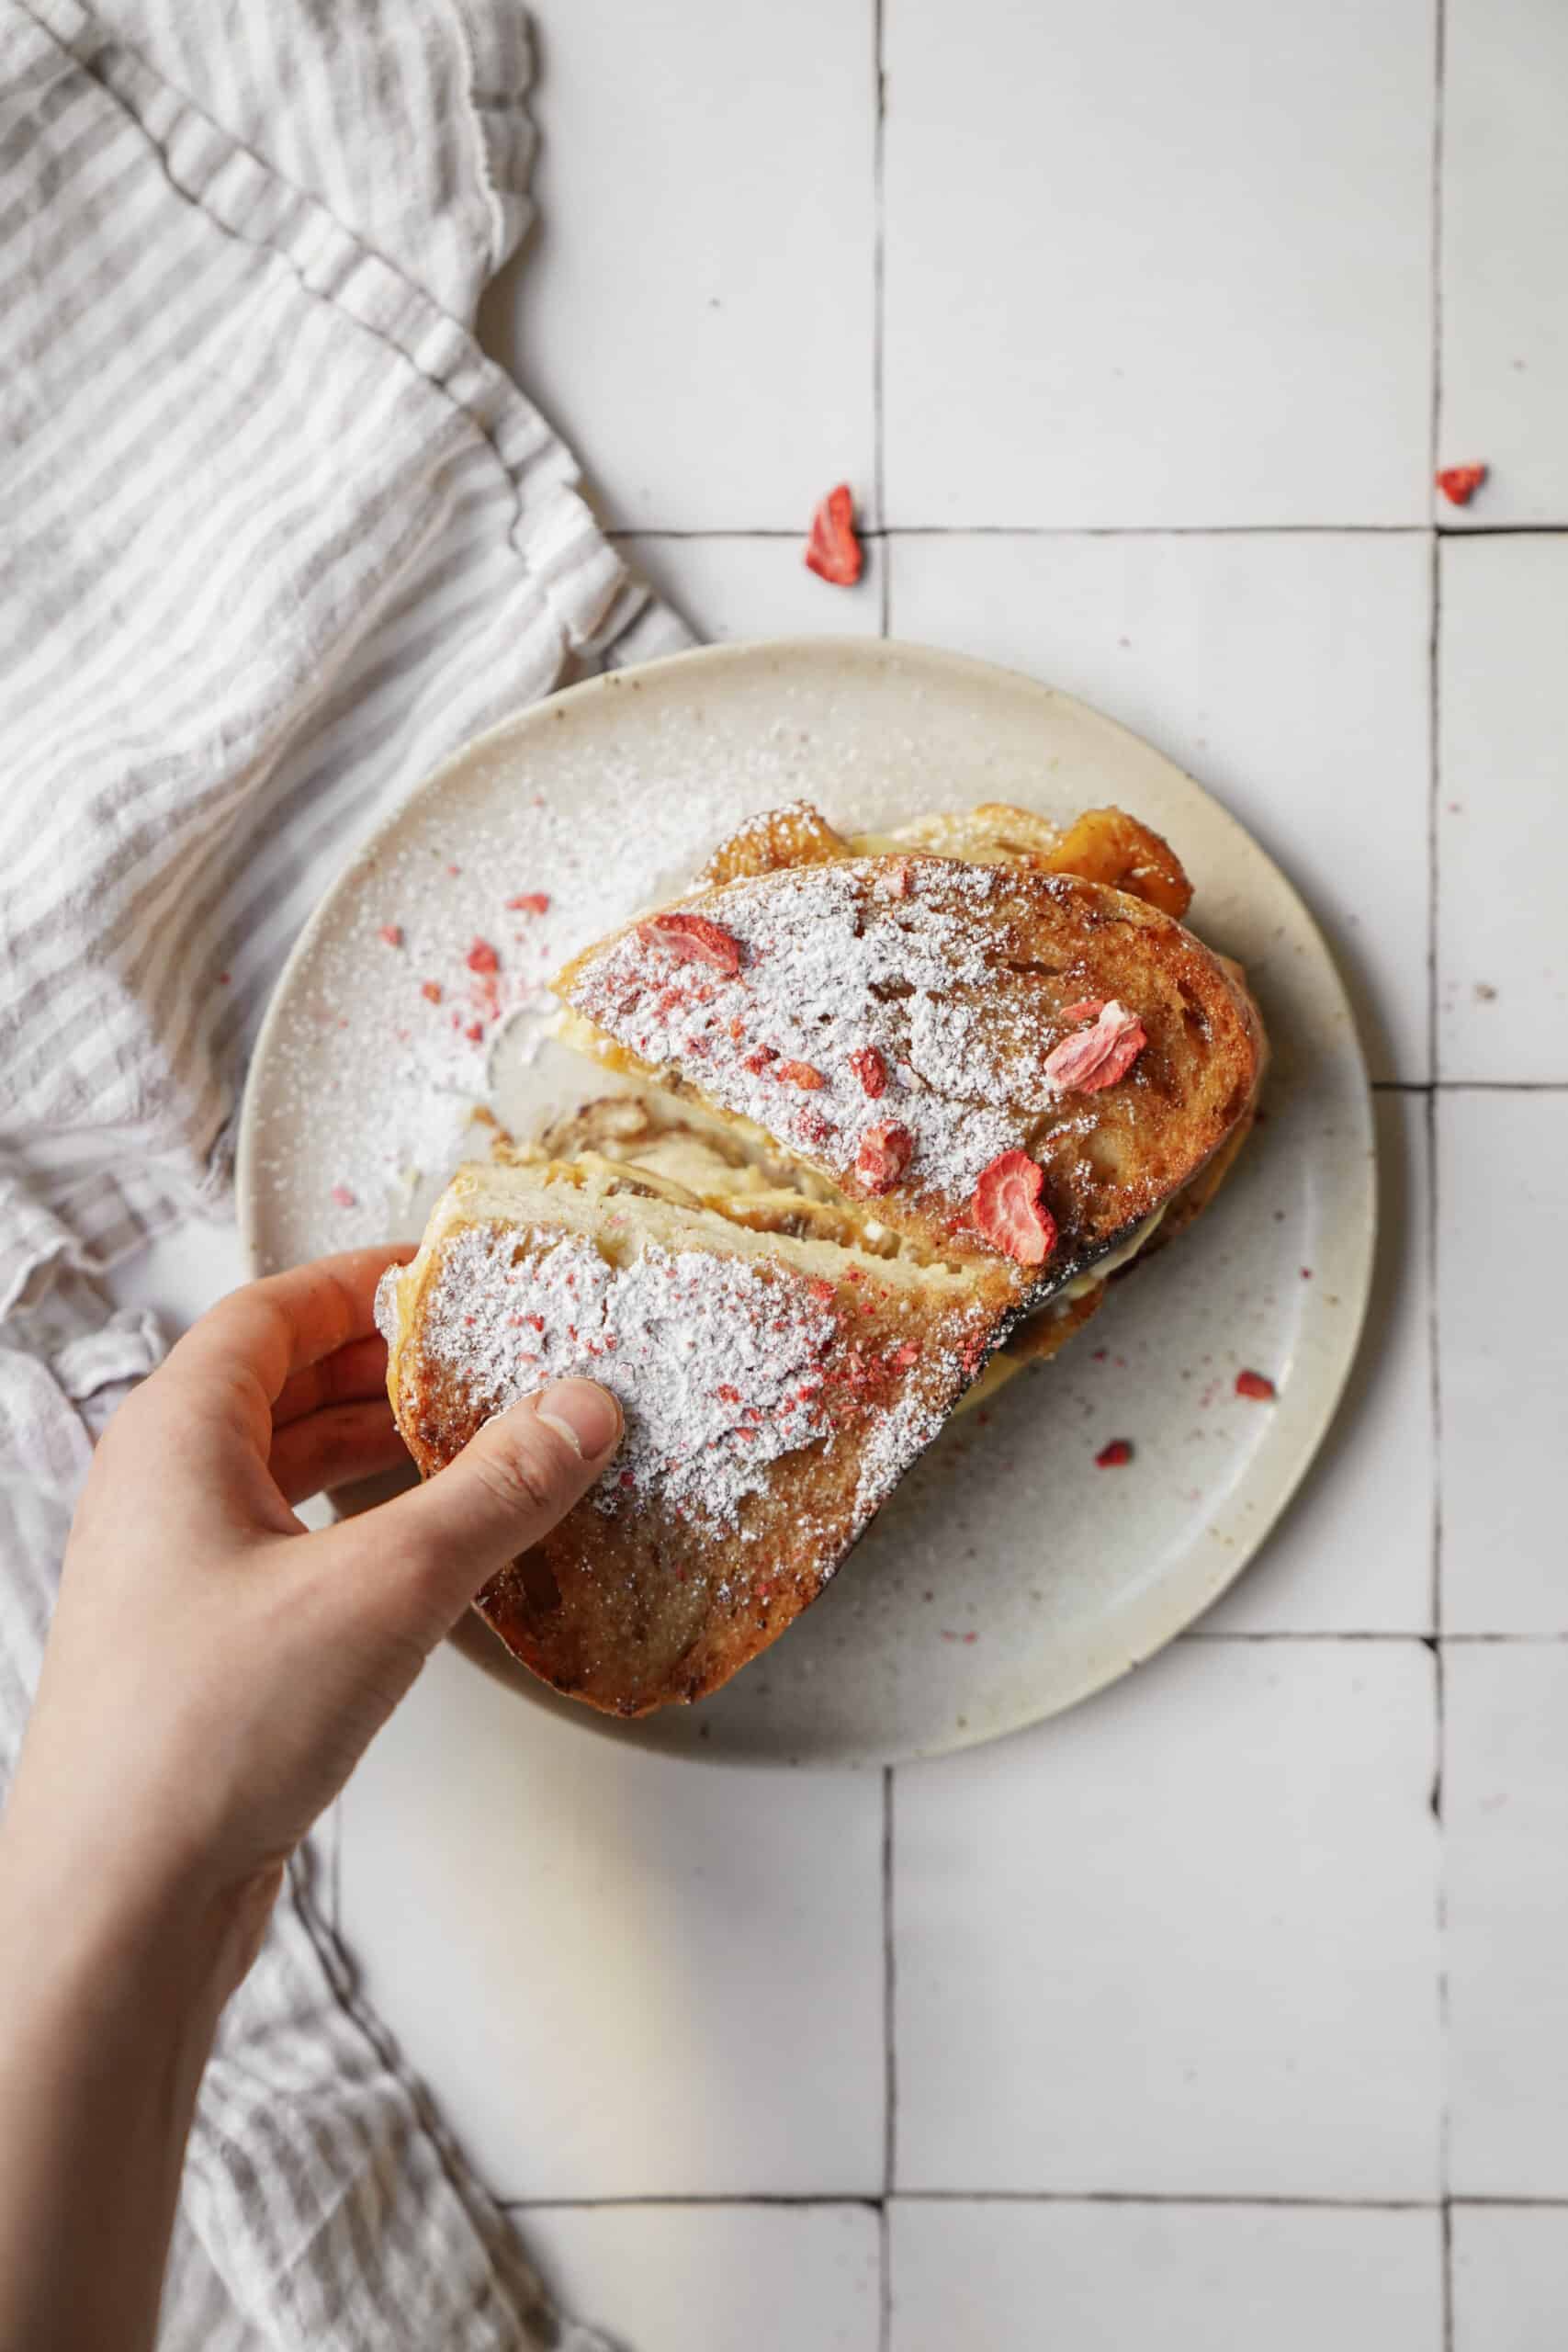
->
left=1, top=1243, right=622, bottom=1993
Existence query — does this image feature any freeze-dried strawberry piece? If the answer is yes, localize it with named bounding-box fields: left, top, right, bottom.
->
left=507, top=891, right=551, bottom=914
left=464, top=1020, right=485, bottom=1043
left=854, top=1120, right=914, bottom=1194
left=743, top=1044, right=778, bottom=1074
left=1059, top=997, right=1104, bottom=1022
left=807, top=1278, right=837, bottom=1305
left=773, top=1058, right=826, bottom=1089
left=378, top=924, right=403, bottom=948
left=467, top=939, right=499, bottom=975
left=330, top=1183, right=356, bottom=1209
left=971, top=1150, right=1057, bottom=1266
left=1235, top=1369, right=1277, bottom=1401
left=874, top=858, right=913, bottom=900
left=1096, top=1438, right=1134, bottom=1468
left=1043, top=998, right=1147, bottom=1092
left=1436, top=463, right=1487, bottom=507
left=421, top=979, right=443, bottom=1003
left=805, top=482, right=863, bottom=586
left=851, top=1045, right=887, bottom=1097
left=888, top=1340, right=921, bottom=1371
left=637, top=910, right=743, bottom=975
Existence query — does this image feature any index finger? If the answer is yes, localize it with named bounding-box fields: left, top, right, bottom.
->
left=168, top=1242, right=415, bottom=1405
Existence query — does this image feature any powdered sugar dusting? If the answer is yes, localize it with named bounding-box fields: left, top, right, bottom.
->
left=567, top=858, right=1041, bottom=1204
left=420, top=1224, right=841, bottom=1531
left=853, top=1385, right=949, bottom=1520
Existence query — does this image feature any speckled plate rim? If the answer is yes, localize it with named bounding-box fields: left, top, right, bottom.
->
left=238, top=635, right=1376, bottom=1770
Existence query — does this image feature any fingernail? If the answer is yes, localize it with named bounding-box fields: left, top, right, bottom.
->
left=536, top=1379, right=622, bottom=1460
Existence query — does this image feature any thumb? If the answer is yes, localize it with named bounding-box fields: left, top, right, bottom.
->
left=346, top=1378, right=623, bottom=1649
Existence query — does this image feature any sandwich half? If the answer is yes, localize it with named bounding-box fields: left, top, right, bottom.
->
left=378, top=1156, right=1007, bottom=1714
left=554, top=840, right=1261, bottom=1299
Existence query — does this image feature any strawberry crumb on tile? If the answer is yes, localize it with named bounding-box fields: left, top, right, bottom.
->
left=378, top=924, right=404, bottom=948
left=467, top=939, right=500, bottom=975
left=804, top=483, right=863, bottom=586
left=421, top=979, right=443, bottom=1003
left=506, top=892, right=551, bottom=914
left=1436, top=463, right=1487, bottom=506
left=1096, top=1438, right=1134, bottom=1468
left=1235, top=1369, right=1277, bottom=1401
left=330, top=1184, right=356, bottom=1208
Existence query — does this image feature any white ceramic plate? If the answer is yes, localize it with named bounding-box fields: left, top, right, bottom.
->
left=239, top=638, right=1375, bottom=1768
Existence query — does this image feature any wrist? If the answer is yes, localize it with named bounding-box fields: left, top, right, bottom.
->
left=0, top=1807, right=247, bottom=2051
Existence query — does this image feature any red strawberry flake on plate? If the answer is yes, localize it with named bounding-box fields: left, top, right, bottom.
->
left=464, top=1021, right=484, bottom=1043
left=1436, top=463, right=1487, bottom=506
left=330, top=1184, right=356, bottom=1208
left=466, top=939, right=499, bottom=975
left=851, top=1045, right=887, bottom=1097
left=804, top=483, right=863, bottom=585
left=421, top=979, right=443, bottom=1003
left=971, top=1150, right=1057, bottom=1266
left=378, top=924, right=403, bottom=948
left=1096, top=1438, right=1134, bottom=1468
left=637, top=910, right=743, bottom=975
left=773, top=1058, right=826, bottom=1089
left=506, top=891, right=550, bottom=914
left=1235, top=1369, right=1277, bottom=1401
left=854, top=1120, right=914, bottom=1194
left=1043, top=999, right=1147, bottom=1092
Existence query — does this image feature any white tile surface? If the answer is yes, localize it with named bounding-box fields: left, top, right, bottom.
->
left=1451, top=2205, right=1568, bottom=2352
left=1440, top=0, right=1568, bottom=526
left=1438, top=537, right=1568, bottom=1080
left=481, top=0, right=876, bottom=530
left=616, top=534, right=881, bottom=644
left=893, top=1640, right=1442, bottom=2197
left=1207, top=1093, right=1433, bottom=1633
left=518, top=2201, right=881, bottom=2352
left=338, top=1644, right=886, bottom=2199
left=1438, top=1091, right=1568, bottom=1633
left=889, top=2199, right=1444, bottom=2352
left=889, top=529, right=1432, bottom=1080
left=882, top=0, right=1434, bottom=527
left=1447, top=1645, right=1568, bottom=2195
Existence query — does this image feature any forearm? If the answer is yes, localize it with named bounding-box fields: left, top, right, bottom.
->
left=0, top=1836, right=232, bottom=2352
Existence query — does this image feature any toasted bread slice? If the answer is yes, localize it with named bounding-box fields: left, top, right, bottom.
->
left=378, top=1159, right=1013, bottom=1715
left=554, top=852, right=1260, bottom=1297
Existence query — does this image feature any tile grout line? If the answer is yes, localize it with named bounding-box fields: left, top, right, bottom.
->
left=605, top=522, right=1568, bottom=543
left=871, top=0, right=890, bottom=647
left=1427, top=7, right=1452, bottom=2332
left=502, top=2190, right=1456, bottom=2212
left=501, top=2189, right=1568, bottom=2212
left=1372, top=1080, right=1568, bottom=1094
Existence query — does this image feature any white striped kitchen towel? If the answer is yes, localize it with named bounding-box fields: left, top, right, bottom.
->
left=0, top=2, right=691, bottom=2344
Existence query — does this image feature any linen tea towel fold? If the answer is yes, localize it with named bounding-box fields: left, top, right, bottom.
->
left=0, top=2, right=690, bottom=2344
